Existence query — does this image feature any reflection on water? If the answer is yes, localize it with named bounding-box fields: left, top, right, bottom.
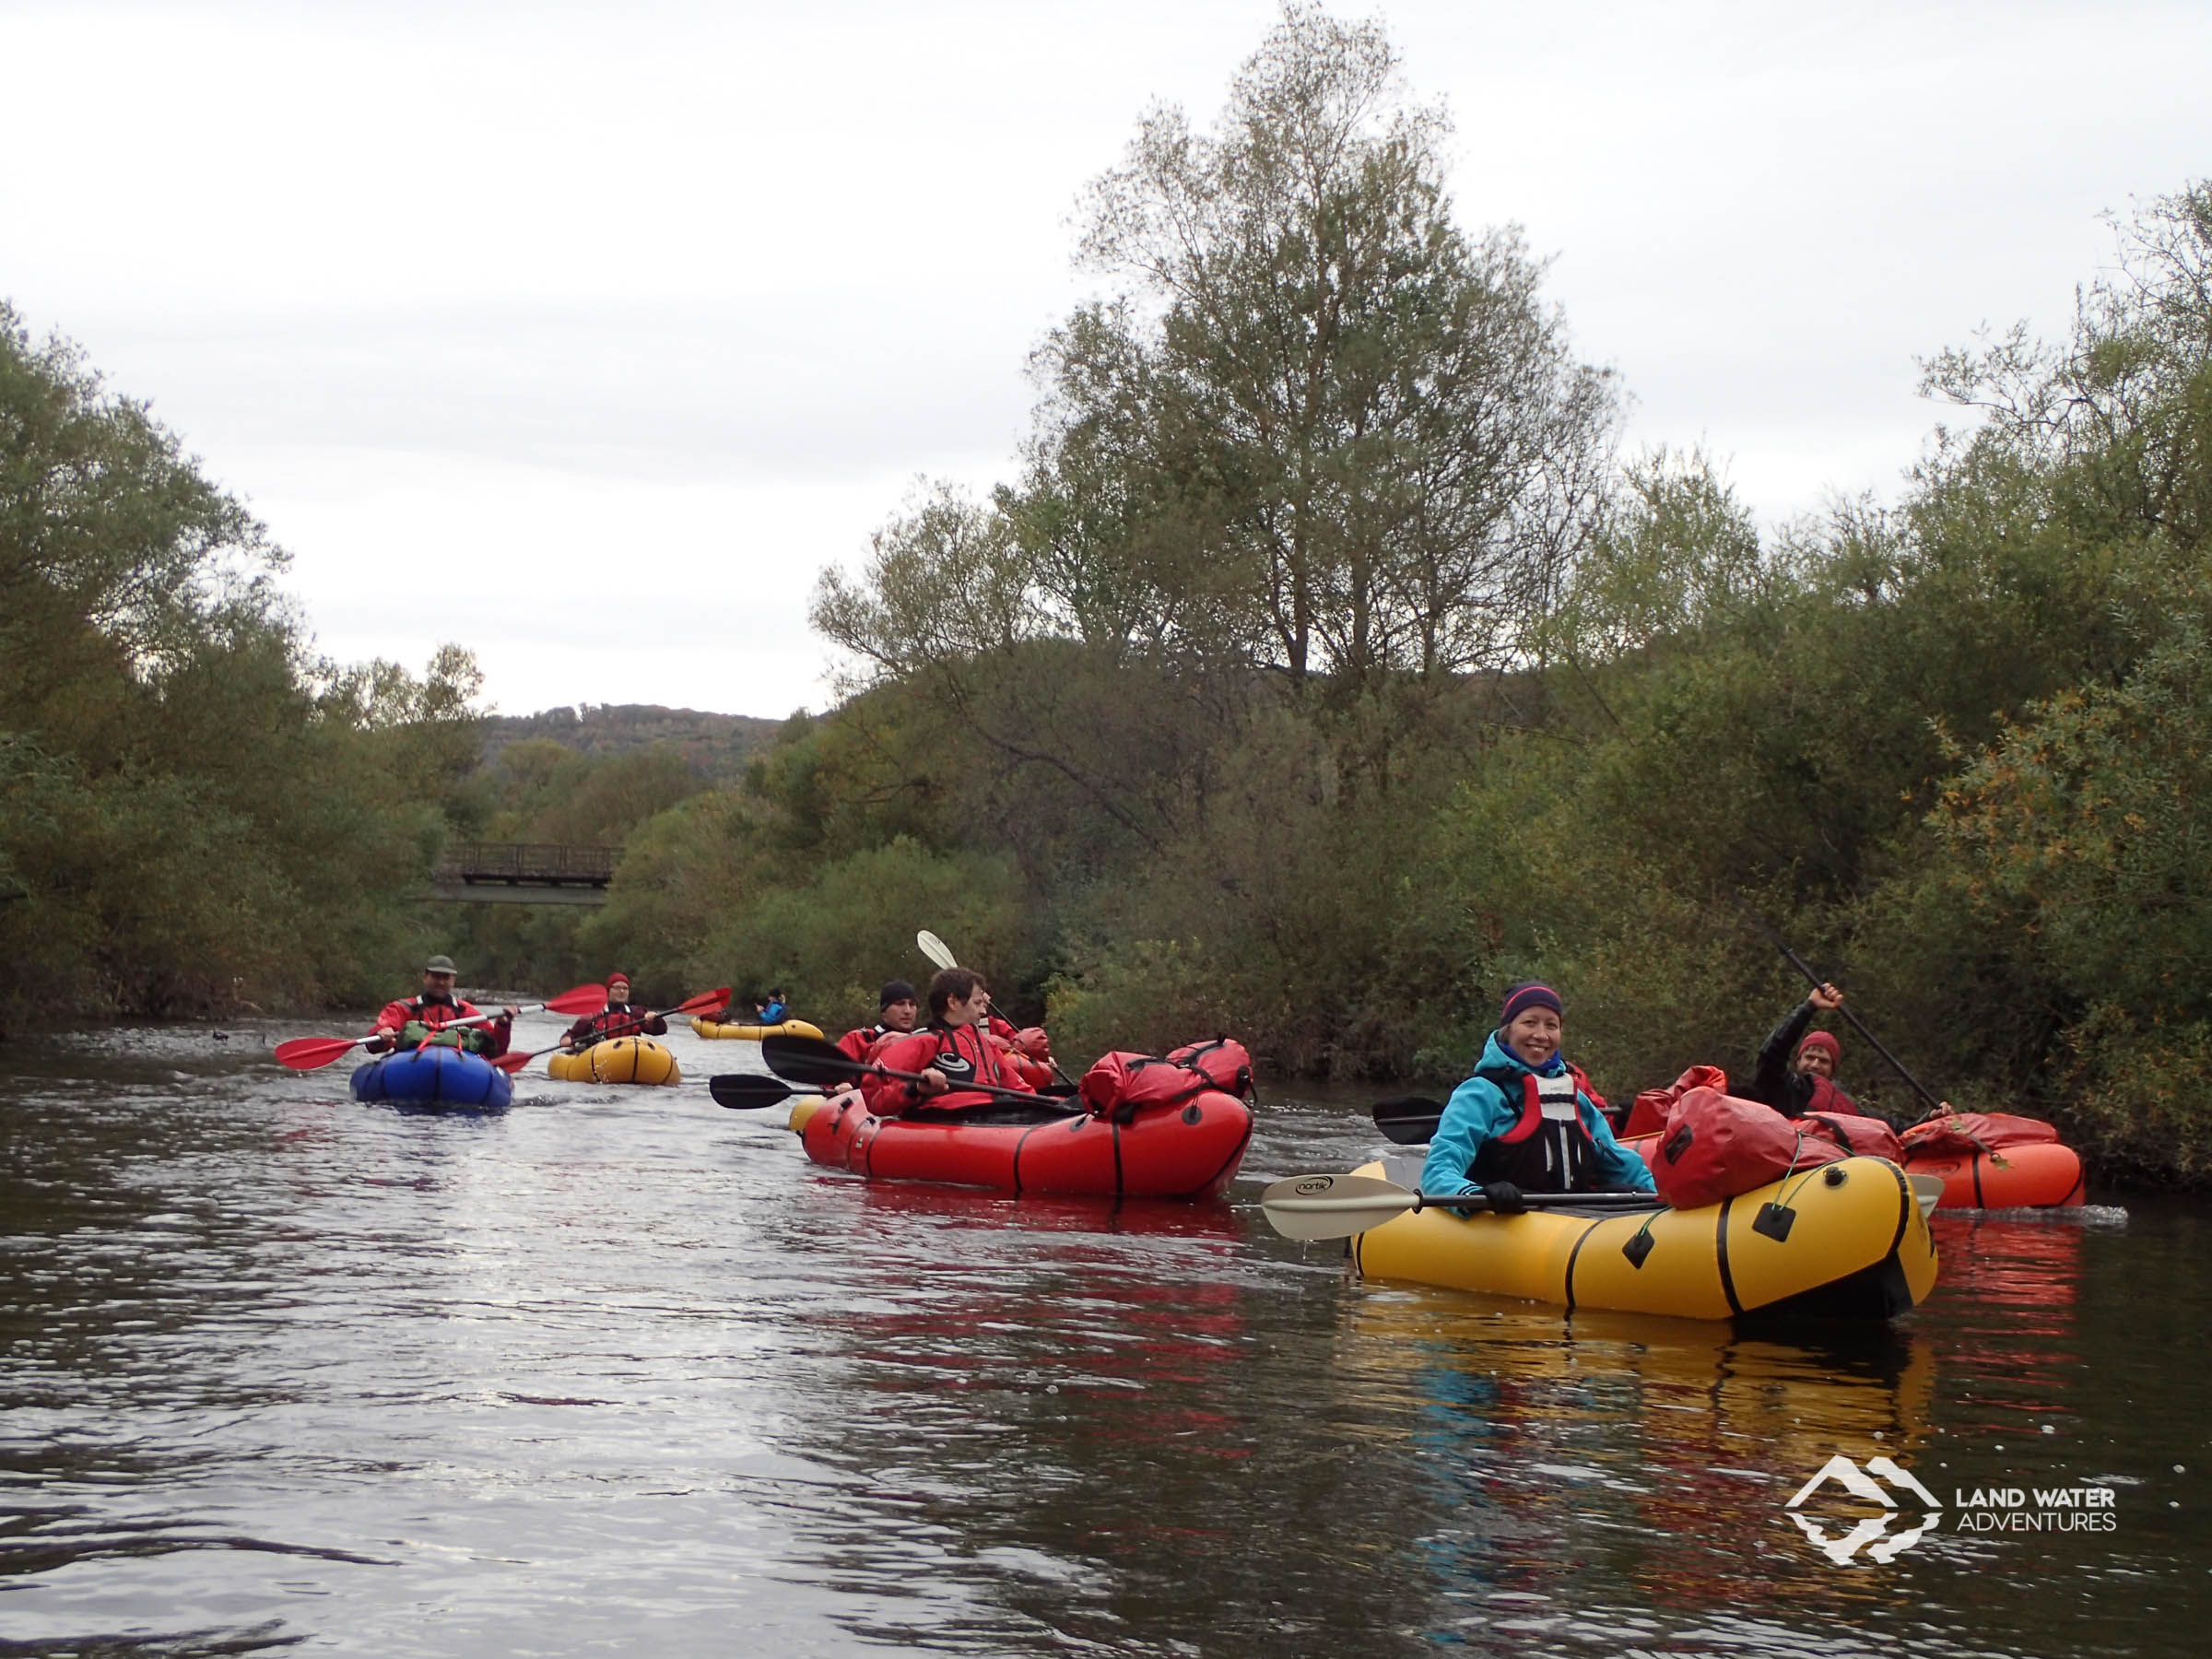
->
left=1, top=1019, right=2206, bottom=1656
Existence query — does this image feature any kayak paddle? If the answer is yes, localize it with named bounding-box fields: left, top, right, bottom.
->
left=760, top=1030, right=1055, bottom=1110
left=1259, top=1171, right=1660, bottom=1241
left=1745, top=914, right=1949, bottom=1116
left=274, top=982, right=608, bottom=1071
left=916, top=928, right=1077, bottom=1087
left=492, top=986, right=732, bottom=1073
left=1371, top=1095, right=1447, bottom=1145
left=710, top=1074, right=817, bottom=1111
left=710, top=1071, right=1080, bottom=1124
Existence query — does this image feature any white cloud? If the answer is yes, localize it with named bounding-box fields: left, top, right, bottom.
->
left=6, top=0, right=2207, bottom=713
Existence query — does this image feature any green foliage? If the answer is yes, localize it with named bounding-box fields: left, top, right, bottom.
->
left=0, top=303, right=482, bottom=1027
left=697, top=837, right=1029, bottom=1033
left=776, top=157, right=2212, bottom=1185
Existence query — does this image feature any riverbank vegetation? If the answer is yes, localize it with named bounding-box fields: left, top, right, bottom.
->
left=0, top=304, right=481, bottom=1029
left=8, top=6, right=2207, bottom=1183
left=582, top=10, right=2212, bottom=1182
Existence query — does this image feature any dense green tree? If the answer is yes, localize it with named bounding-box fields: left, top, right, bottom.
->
left=0, top=303, right=482, bottom=1026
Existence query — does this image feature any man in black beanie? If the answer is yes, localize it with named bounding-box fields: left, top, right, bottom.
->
left=834, top=979, right=922, bottom=1063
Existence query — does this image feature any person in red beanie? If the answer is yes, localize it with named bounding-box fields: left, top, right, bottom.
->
left=562, top=972, right=665, bottom=1053
left=1747, top=982, right=1872, bottom=1121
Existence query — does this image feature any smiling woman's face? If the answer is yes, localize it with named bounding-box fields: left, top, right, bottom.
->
left=1503, top=1006, right=1561, bottom=1067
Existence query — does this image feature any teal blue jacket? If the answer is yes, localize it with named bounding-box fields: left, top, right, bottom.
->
left=1419, top=1030, right=1657, bottom=1196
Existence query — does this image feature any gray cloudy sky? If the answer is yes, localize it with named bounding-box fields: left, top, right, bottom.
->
left=6, top=0, right=2208, bottom=717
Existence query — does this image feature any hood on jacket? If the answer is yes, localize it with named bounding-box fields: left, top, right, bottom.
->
left=1476, top=1028, right=1569, bottom=1083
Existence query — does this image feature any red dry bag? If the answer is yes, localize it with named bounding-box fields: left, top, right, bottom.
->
left=1900, top=1112, right=2061, bottom=1159
left=1802, top=1111, right=1904, bottom=1165
left=1621, top=1064, right=1729, bottom=1138
left=1079, top=1037, right=1253, bottom=1124
left=1653, top=1086, right=1845, bottom=1210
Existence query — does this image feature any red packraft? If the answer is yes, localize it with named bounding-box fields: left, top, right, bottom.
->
left=1652, top=1086, right=1845, bottom=1210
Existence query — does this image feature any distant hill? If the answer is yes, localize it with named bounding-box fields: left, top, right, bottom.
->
left=480, top=704, right=787, bottom=782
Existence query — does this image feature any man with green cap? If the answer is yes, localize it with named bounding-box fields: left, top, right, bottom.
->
left=367, top=956, right=517, bottom=1057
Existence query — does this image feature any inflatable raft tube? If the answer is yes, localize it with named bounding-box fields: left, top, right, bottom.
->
left=691, top=1018, right=824, bottom=1041
left=1902, top=1141, right=2084, bottom=1209
left=350, top=1047, right=513, bottom=1111
left=1347, top=1154, right=1938, bottom=1321
left=786, top=1088, right=1251, bottom=1200
left=547, top=1037, right=682, bottom=1086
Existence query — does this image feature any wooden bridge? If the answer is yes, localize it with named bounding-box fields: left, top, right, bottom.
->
left=430, top=842, right=619, bottom=906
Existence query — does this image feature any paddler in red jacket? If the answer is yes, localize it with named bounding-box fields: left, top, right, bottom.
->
left=865, top=968, right=1034, bottom=1116
left=1748, top=982, right=1876, bottom=1121
left=974, top=984, right=1057, bottom=1088
left=562, top=971, right=665, bottom=1052
left=367, top=955, right=516, bottom=1057
left=836, top=980, right=921, bottom=1063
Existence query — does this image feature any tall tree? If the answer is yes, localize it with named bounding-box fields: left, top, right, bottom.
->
left=1051, top=1, right=1617, bottom=696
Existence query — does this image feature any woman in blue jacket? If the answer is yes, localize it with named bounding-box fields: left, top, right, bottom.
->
left=1421, top=982, right=1656, bottom=1211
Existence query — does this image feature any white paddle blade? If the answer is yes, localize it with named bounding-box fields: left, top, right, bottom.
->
left=1258, top=1172, right=1420, bottom=1241
left=916, top=930, right=959, bottom=971
left=1907, top=1173, right=1945, bottom=1221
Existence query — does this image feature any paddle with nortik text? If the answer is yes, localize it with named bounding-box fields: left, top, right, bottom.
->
left=1259, top=1171, right=1659, bottom=1241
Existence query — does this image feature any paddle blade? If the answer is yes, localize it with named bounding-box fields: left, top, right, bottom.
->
left=274, top=1035, right=362, bottom=1071
left=1259, top=1172, right=1420, bottom=1241
left=489, top=1050, right=535, bottom=1073
left=672, top=986, right=733, bottom=1018
left=541, top=982, right=609, bottom=1016
left=709, top=1074, right=801, bottom=1112
left=916, top=930, right=958, bottom=971
left=1908, top=1173, right=1944, bottom=1221
left=760, top=1032, right=864, bottom=1088
left=1371, top=1096, right=1446, bottom=1146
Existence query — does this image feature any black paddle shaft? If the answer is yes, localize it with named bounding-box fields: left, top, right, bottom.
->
left=759, top=1032, right=1048, bottom=1109
left=1766, top=937, right=1947, bottom=1112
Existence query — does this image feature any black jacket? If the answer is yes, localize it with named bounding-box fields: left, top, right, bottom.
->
left=1748, top=1000, right=1885, bottom=1124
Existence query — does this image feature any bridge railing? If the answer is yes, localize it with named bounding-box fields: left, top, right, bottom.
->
left=434, top=842, right=620, bottom=886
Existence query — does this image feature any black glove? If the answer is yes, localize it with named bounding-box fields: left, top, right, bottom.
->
left=1481, top=1181, right=1526, bottom=1215
left=364, top=1035, right=391, bottom=1054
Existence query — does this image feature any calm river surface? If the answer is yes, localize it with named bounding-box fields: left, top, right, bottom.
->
left=3, top=1014, right=2206, bottom=1656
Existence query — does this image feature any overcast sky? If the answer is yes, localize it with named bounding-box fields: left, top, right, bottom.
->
left=6, top=0, right=2208, bottom=718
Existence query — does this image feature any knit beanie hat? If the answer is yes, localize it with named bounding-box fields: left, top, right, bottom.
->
left=1500, top=982, right=1563, bottom=1025
left=1798, top=1030, right=1841, bottom=1064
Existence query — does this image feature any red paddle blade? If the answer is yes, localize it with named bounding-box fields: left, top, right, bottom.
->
left=490, top=1050, right=535, bottom=1073
left=670, top=986, right=732, bottom=1018
left=540, top=982, right=608, bottom=1017
left=274, top=1036, right=363, bottom=1071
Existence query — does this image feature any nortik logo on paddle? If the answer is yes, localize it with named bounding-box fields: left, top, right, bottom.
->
left=1785, top=1453, right=1943, bottom=1565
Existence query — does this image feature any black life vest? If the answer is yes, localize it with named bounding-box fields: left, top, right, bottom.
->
left=1470, top=1069, right=1601, bottom=1193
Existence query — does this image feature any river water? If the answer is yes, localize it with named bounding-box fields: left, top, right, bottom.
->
left=1, top=1014, right=2205, bottom=1656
